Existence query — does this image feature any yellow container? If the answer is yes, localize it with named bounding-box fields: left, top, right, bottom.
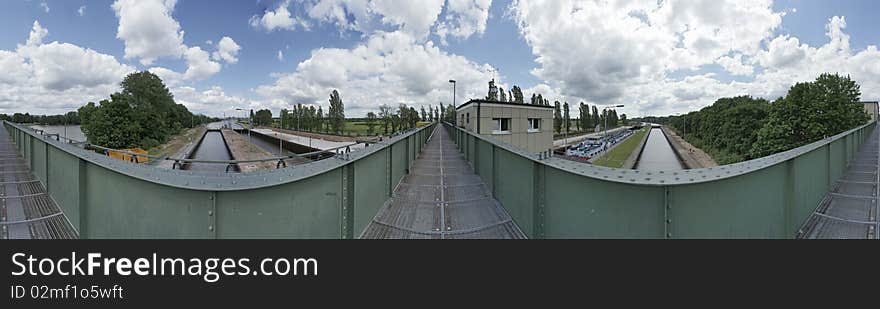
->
left=108, top=148, right=149, bottom=163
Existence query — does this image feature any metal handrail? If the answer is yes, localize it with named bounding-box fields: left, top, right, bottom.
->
left=3, top=120, right=437, bottom=191
left=443, top=120, right=877, bottom=186
left=8, top=120, right=432, bottom=172
left=34, top=128, right=366, bottom=167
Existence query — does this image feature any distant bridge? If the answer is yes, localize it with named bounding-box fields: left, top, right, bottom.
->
left=1, top=119, right=876, bottom=239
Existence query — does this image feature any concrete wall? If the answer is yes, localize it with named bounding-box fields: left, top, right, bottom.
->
left=457, top=102, right=553, bottom=154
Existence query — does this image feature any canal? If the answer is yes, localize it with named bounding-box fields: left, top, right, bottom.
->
left=635, top=128, right=683, bottom=170
left=186, top=131, right=236, bottom=172
left=30, top=125, right=86, bottom=142
left=238, top=131, right=297, bottom=157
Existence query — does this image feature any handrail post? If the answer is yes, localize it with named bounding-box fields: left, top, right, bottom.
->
left=341, top=164, right=354, bottom=239
left=532, top=161, right=545, bottom=239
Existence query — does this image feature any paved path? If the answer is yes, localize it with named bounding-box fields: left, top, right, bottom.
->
left=361, top=125, right=526, bottom=239
left=0, top=124, right=77, bottom=239
left=799, top=125, right=879, bottom=239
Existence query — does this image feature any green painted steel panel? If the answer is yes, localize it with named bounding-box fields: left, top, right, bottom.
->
left=791, top=146, right=828, bottom=230
left=82, top=163, right=214, bottom=238
left=391, top=141, right=406, bottom=184
left=543, top=168, right=665, bottom=238
left=477, top=141, right=493, bottom=191
left=493, top=149, right=535, bottom=236
left=215, top=169, right=343, bottom=239
left=353, top=148, right=391, bottom=235
left=669, top=164, right=787, bottom=238
left=467, top=134, right=475, bottom=164
left=46, top=146, right=82, bottom=231
left=829, top=139, right=844, bottom=186
left=32, top=136, right=48, bottom=187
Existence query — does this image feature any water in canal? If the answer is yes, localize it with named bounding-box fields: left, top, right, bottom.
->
left=31, top=125, right=86, bottom=142
left=186, top=131, right=236, bottom=172
left=238, top=131, right=296, bottom=157
left=636, top=128, right=683, bottom=171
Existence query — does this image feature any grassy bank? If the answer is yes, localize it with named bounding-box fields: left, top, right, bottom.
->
left=592, top=128, right=648, bottom=168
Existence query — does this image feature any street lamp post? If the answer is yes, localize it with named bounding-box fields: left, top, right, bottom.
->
left=602, top=104, right=625, bottom=142
left=448, top=80, right=456, bottom=125
left=235, top=108, right=252, bottom=143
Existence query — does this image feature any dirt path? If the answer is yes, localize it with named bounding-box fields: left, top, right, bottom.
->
left=151, top=125, right=207, bottom=169
left=661, top=126, right=718, bottom=168
left=221, top=129, right=279, bottom=172
left=257, top=126, right=379, bottom=143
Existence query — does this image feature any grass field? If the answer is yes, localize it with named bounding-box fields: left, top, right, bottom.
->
left=592, top=128, right=648, bottom=168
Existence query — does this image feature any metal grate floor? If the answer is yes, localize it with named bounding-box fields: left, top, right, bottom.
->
left=799, top=125, right=879, bottom=239
left=361, top=125, right=525, bottom=239
left=0, top=124, right=78, bottom=239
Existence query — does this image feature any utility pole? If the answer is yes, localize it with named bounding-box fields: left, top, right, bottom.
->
left=602, top=104, right=625, bottom=141
left=449, top=79, right=457, bottom=125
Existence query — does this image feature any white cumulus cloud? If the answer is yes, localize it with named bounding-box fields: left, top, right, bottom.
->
left=212, top=36, right=241, bottom=64
left=0, top=21, right=135, bottom=115
left=255, top=30, right=496, bottom=116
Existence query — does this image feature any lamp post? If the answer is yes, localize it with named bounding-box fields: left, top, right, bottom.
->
left=448, top=79, right=456, bottom=125
left=602, top=104, right=625, bottom=141
left=235, top=108, right=252, bottom=143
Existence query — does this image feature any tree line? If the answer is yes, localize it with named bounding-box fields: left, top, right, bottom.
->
left=77, top=71, right=217, bottom=149
left=653, top=73, right=869, bottom=164
left=483, top=79, right=625, bottom=135
left=258, top=89, right=454, bottom=136
left=0, top=111, right=81, bottom=125
left=555, top=102, right=623, bottom=135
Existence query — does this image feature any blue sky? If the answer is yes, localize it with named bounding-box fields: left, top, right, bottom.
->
left=1, top=0, right=879, bottom=118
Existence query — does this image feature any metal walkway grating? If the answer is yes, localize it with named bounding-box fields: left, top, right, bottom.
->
left=361, top=125, right=526, bottom=239
left=799, top=124, right=879, bottom=239
left=0, top=124, right=78, bottom=239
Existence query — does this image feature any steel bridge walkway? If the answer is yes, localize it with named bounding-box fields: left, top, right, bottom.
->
left=799, top=125, right=879, bottom=239
left=361, top=126, right=526, bottom=239
left=0, top=124, right=77, bottom=239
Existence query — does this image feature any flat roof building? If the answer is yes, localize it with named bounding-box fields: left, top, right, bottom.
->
left=862, top=101, right=879, bottom=123
left=455, top=99, right=554, bottom=154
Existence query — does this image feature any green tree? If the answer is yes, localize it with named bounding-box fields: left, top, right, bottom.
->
left=445, top=104, right=455, bottom=123
left=578, top=103, right=588, bottom=132
left=563, top=102, right=571, bottom=133
left=79, top=100, right=140, bottom=149
left=317, top=106, right=324, bottom=132
left=378, top=104, right=392, bottom=134
left=79, top=71, right=199, bottom=149
left=420, top=106, right=427, bottom=121
left=486, top=80, right=498, bottom=101
left=408, top=107, right=419, bottom=128
left=751, top=74, right=867, bottom=157
left=512, top=86, right=524, bottom=103
left=254, top=109, right=272, bottom=126
left=328, top=90, right=345, bottom=134
left=366, top=112, right=378, bottom=135
left=280, top=109, right=289, bottom=129
left=553, top=101, right=562, bottom=134
left=591, top=105, right=600, bottom=130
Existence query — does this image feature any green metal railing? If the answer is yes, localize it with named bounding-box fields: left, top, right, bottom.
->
left=3, top=120, right=435, bottom=239
left=445, top=121, right=877, bottom=239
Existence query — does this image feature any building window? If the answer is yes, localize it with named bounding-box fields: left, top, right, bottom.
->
left=492, top=118, right=511, bottom=134
left=466, top=113, right=470, bottom=123
left=528, top=118, right=541, bottom=133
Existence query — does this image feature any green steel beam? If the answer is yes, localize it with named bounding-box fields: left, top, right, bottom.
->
left=4, top=119, right=874, bottom=239
left=445, top=121, right=876, bottom=239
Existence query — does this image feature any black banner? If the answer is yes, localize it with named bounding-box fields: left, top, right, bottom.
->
left=1, top=240, right=875, bottom=307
